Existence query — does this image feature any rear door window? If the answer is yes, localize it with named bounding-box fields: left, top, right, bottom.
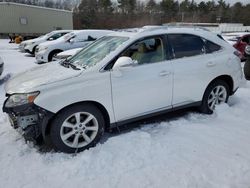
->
left=204, top=40, right=222, bottom=53
left=168, top=34, right=205, bottom=59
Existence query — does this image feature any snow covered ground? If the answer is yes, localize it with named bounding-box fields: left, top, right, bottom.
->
left=1, top=39, right=250, bottom=188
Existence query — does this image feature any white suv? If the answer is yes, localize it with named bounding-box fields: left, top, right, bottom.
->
left=20, top=30, right=72, bottom=54
left=35, top=30, right=113, bottom=63
left=3, top=27, right=243, bottom=153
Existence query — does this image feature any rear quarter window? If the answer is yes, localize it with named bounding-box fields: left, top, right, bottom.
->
left=204, top=40, right=222, bottom=53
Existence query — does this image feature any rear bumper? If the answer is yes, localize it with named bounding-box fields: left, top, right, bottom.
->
left=2, top=100, right=54, bottom=142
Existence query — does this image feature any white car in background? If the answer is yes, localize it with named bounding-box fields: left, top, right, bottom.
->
left=20, top=30, right=72, bottom=55
left=35, top=30, right=114, bottom=63
left=53, top=47, right=83, bottom=61
left=3, top=27, right=243, bottom=153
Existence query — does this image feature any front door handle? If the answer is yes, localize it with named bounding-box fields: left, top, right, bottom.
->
left=159, top=71, right=171, bottom=77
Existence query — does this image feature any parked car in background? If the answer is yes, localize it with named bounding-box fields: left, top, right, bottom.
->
left=3, top=26, right=243, bottom=153
left=19, top=35, right=44, bottom=52
left=35, top=30, right=114, bottom=63
left=223, top=32, right=250, bottom=60
left=52, top=47, right=82, bottom=61
left=20, top=30, right=72, bottom=55
left=0, top=56, right=4, bottom=76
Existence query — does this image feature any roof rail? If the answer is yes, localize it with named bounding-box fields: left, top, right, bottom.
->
left=140, top=25, right=210, bottom=33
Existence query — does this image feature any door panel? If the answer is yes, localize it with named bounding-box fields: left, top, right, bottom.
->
left=168, top=34, right=226, bottom=106
left=172, top=54, right=218, bottom=106
left=111, top=62, right=173, bottom=121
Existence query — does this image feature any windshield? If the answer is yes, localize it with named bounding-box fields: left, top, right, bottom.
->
left=67, top=36, right=129, bottom=69
left=45, top=31, right=56, bottom=38
left=63, top=32, right=76, bottom=41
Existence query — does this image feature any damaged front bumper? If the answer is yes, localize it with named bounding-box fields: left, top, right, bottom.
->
left=2, top=99, right=54, bottom=142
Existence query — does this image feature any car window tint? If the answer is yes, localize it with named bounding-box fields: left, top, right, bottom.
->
left=242, top=36, right=250, bottom=44
left=122, top=37, right=165, bottom=65
left=204, top=40, right=222, bottom=53
left=247, top=36, right=250, bottom=44
left=168, top=34, right=204, bottom=59
left=49, top=33, right=62, bottom=40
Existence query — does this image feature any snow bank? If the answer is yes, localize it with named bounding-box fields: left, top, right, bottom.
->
left=1, top=39, right=250, bottom=188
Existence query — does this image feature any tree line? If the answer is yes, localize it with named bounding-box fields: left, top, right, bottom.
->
left=1, top=0, right=250, bottom=29
left=74, top=0, right=250, bottom=29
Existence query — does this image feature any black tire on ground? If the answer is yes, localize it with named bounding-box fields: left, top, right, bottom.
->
left=32, top=45, right=38, bottom=55
left=199, top=80, right=230, bottom=114
left=244, top=60, right=250, bottom=80
left=48, top=50, right=61, bottom=62
left=49, top=104, right=105, bottom=153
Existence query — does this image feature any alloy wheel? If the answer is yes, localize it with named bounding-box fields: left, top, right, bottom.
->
left=207, top=85, right=227, bottom=111
left=60, top=112, right=99, bottom=148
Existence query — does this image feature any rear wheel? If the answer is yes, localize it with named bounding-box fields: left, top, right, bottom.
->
left=50, top=104, right=105, bottom=153
left=200, top=80, right=229, bottom=114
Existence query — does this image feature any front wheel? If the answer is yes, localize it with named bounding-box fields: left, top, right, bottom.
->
left=48, top=50, right=61, bottom=62
left=200, top=80, right=229, bottom=114
left=49, top=104, right=105, bottom=153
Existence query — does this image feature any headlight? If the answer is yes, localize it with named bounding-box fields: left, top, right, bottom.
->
left=5, top=92, right=40, bottom=108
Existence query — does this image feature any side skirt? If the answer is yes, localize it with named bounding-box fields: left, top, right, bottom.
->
left=110, top=101, right=202, bottom=129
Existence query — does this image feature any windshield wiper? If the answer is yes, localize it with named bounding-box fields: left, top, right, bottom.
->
left=61, top=60, right=81, bottom=70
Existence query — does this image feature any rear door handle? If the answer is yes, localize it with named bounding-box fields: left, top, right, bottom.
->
left=207, top=61, right=216, bottom=67
left=159, top=71, right=171, bottom=77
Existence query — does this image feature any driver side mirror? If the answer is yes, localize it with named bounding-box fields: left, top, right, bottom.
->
left=113, top=57, right=135, bottom=71
left=48, top=37, right=54, bottom=41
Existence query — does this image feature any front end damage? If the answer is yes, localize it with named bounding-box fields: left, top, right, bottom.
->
left=2, top=97, right=54, bottom=142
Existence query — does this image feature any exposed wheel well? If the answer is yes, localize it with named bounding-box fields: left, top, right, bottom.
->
left=48, top=49, right=63, bottom=61
left=207, top=75, right=234, bottom=95
left=32, top=45, right=38, bottom=54
left=45, top=101, right=111, bottom=136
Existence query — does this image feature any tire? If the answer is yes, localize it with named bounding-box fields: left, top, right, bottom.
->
left=48, top=50, right=61, bottom=62
left=244, top=60, right=250, bottom=80
left=49, top=104, right=105, bottom=153
left=32, top=45, right=38, bottom=55
left=199, top=80, right=230, bottom=114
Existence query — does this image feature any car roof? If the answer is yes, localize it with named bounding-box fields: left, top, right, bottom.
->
left=109, top=26, right=219, bottom=41
left=52, top=30, right=72, bottom=33
left=71, top=30, right=113, bottom=35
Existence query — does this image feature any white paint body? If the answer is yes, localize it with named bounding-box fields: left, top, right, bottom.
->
left=6, top=28, right=243, bottom=124
left=54, top=48, right=82, bottom=59
left=35, top=30, right=114, bottom=63
left=21, top=30, right=72, bottom=53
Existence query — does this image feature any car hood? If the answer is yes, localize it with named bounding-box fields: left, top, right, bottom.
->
left=5, top=62, right=82, bottom=94
left=39, top=37, right=64, bottom=48
left=28, top=37, right=47, bottom=44
left=57, top=48, right=83, bottom=57
left=21, top=39, right=33, bottom=45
